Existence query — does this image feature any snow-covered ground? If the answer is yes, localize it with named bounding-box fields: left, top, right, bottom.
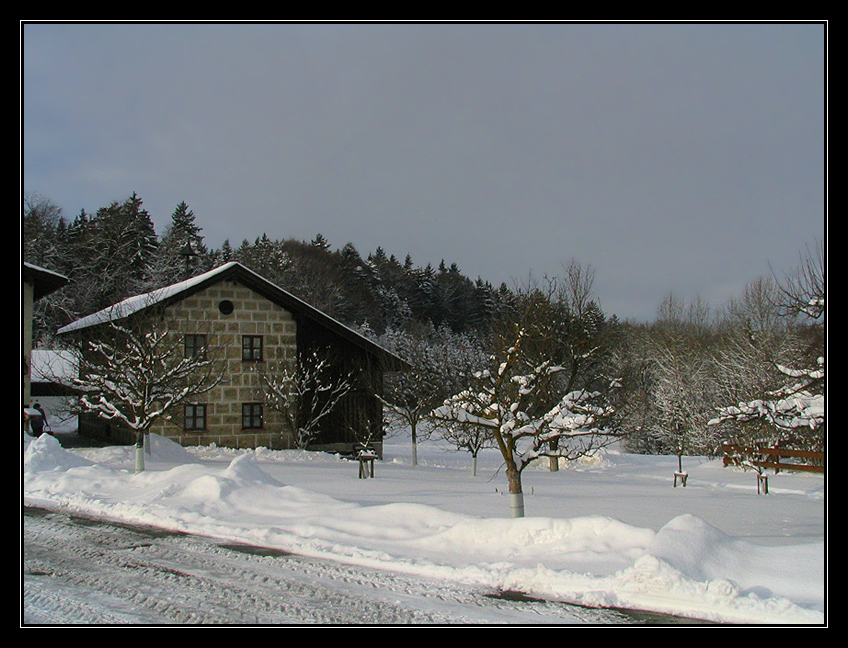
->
left=22, top=422, right=826, bottom=625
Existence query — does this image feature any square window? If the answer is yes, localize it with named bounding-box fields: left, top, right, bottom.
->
left=242, top=403, right=263, bottom=430
left=242, top=335, right=263, bottom=361
left=185, top=334, right=208, bottom=359
left=185, top=404, right=207, bottom=430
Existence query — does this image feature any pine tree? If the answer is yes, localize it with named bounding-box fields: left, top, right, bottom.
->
left=149, top=201, right=211, bottom=286
left=310, top=233, right=331, bottom=250
left=218, top=239, right=233, bottom=262
left=57, top=194, right=159, bottom=317
left=88, top=193, right=159, bottom=305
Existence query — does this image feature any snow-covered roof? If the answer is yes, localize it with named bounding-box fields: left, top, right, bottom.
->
left=57, top=263, right=235, bottom=334
left=23, top=262, right=68, bottom=300
left=30, top=349, right=78, bottom=384
left=56, top=262, right=408, bottom=370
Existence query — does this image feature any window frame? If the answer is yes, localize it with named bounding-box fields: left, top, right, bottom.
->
left=241, top=335, right=264, bottom=362
left=184, top=403, right=208, bottom=431
left=242, top=403, right=264, bottom=430
left=184, top=333, right=208, bottom=359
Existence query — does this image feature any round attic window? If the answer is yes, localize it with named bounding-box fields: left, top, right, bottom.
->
left=218, top=300, right=235, bottom=315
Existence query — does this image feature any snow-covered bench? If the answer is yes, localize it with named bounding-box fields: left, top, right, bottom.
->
left=356, top=445, right=378, bottom=479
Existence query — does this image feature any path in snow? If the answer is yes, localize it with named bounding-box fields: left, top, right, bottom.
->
left=22, top=507, right=704, bottom=625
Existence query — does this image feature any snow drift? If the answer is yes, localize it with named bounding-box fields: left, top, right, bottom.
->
left=22, top=432, right=825, bottom=625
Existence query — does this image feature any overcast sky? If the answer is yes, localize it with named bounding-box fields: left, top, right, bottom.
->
left=21, top=22, right=826, bottom=321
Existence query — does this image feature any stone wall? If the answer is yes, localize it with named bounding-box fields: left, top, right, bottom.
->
left=149, top=280, right=299, bottom=449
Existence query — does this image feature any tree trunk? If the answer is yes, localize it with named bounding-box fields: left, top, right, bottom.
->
left=506, top=461, right=524, bottom=518
left=134, top=431, right=146, bottom=473
left=509, top=491, right=525, bottom=518
left=548, top=440, right=559, bottom=472
left=410, top=421, right=418, bottom=466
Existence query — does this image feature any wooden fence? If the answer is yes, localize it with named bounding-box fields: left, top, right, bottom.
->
left=721, top=443, right=825, bottom=474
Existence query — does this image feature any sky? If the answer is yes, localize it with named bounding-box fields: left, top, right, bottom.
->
left=21, top=22, right=826, bottom=322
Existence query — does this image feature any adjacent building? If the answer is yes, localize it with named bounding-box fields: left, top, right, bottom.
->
left=23, top=262, right=68, bottom=407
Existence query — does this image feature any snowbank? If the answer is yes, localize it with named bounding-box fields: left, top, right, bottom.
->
left=22, top=432, right=825, bottom=625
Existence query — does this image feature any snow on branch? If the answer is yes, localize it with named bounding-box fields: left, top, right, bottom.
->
left=432, top=350, right=620, bottom=472
left=709, top=357, right=824, bottom=434
left=253, top=349, right=354, bottom=449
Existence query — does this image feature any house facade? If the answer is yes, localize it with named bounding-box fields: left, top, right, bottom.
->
left=57, top=263, right=407, bottom=456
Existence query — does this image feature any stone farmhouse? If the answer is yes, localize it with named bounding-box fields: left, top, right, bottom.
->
left=57, top=262, right=407, bottom=456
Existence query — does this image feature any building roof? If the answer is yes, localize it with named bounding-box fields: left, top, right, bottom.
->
left=30, top=349, right=77, bottom=385
left=23, top=262, right=68, bottom=300
left=57, top=262, right=408, bottom=371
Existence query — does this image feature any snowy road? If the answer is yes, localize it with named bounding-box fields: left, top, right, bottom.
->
left=22, top=506, right=697, bottom=626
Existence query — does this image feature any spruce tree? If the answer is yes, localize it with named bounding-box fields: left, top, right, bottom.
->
left=75, top=193, right=159, bottom=313
left=150, top=201, right=210, bottom=285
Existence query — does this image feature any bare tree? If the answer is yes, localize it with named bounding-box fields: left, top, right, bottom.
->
left=377, top=326, right=488, bottom=466
left=772, top=240, right=825, bottom=321
left=643, top=294, right=722, bottom=482
left=254, top=349, right=354, bottom=450
left=67, top=313, right=227, bottom=472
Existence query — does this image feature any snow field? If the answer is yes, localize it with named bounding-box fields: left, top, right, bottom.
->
left=23, top=430, right=826, bottom=625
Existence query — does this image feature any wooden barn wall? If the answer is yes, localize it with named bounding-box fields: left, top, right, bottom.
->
left=295, top=316, right=385, bottom=450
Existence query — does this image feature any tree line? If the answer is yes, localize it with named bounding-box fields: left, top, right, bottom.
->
left=23, top=191, right=825, bottom=495
left=23, top=192, right=510, bottom=343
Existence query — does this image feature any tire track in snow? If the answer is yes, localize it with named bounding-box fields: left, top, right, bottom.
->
left=23, top=507, right=667, bottom=625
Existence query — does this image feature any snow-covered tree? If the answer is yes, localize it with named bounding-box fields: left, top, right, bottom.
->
left=60, top=193, right=159, bottom=316
left=23, top=194, right=78, bottom=342
left=542, top=261, right=617, bottom=471
left=94, top=193, right=159, bottom=297
left=433, top=292, right=620, bottom=518
left=438, top=419, right=495, bottom=477
left=375, top=328, right=443, bottom=465
left=310, top=233, right=331, bottom=251
left=649, top=339, right=719, bottom=479
left=640, top=294, right=723, bottom=479
left=709, top=358, right=824, bottom=443
left=377, top=326, right=488, bottom=466
left=23, top=192, right=65, bottom=269
left=253, top=349, right=354, bottom=450
left=67, top=313, right=227, bottom=472
left=710, top=242, right=825, bottom=458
